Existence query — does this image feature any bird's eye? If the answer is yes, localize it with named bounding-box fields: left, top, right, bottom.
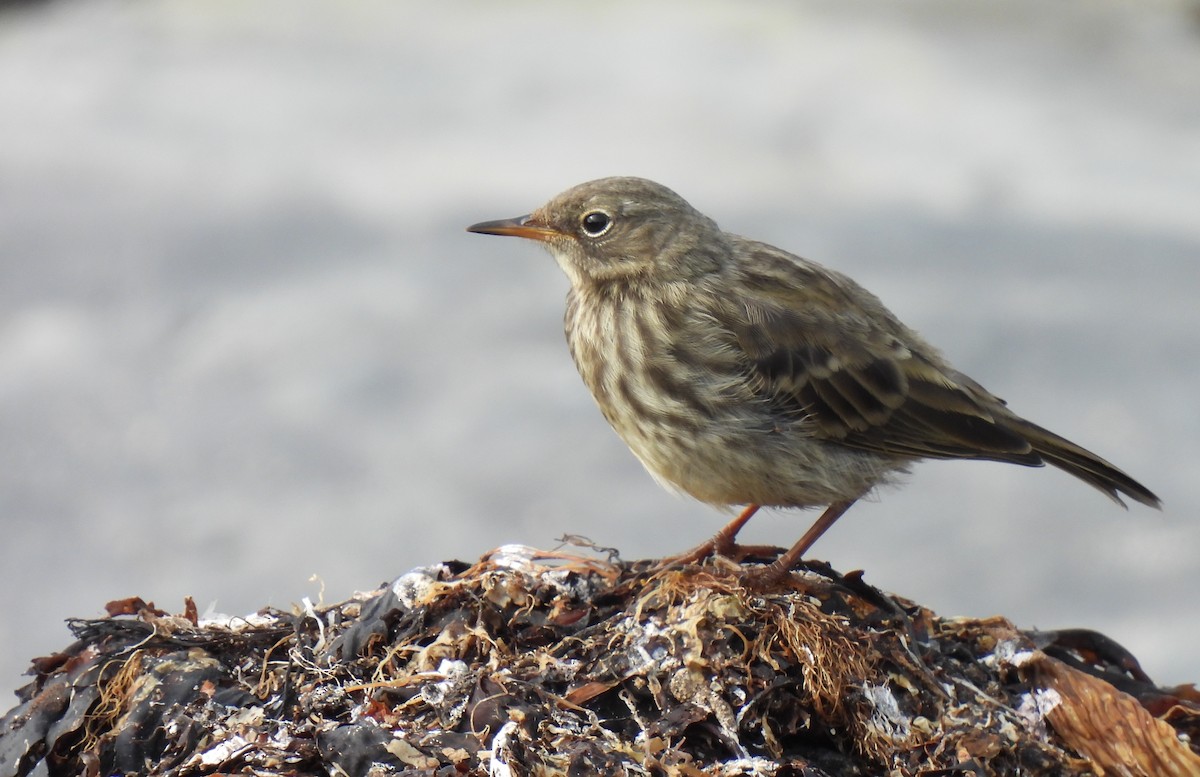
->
left=580, top=211, right=612, bottom=237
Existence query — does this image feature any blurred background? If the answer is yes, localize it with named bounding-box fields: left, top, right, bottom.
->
left=1, top=0, right=1197, bottom=702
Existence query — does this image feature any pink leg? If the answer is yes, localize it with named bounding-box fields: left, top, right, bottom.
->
left=659, top=504, right=761, bottom=567
left=746, top=500, right=857, bottom=585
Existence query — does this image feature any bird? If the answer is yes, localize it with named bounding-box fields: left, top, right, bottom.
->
left=466, top=176, right=1160, bottom=580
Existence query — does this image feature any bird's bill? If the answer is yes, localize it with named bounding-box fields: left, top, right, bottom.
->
left=466, top=215, right=561, bottom=241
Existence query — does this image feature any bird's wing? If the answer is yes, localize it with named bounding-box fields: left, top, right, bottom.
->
left=720, top=242, right=1043, bottom=465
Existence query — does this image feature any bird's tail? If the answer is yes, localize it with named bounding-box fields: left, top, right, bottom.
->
left=1013, top=419, right=1161, bottom=509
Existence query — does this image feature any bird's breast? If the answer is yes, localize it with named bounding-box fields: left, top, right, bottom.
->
left=563, top=287, right=776, bottom=498
left=565, top=286, right=743, bottom=435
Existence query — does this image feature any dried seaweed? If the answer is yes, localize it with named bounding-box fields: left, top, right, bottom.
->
left=1, top=545, right=1196, bottom=776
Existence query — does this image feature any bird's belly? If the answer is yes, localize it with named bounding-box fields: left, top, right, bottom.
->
left=614, top=410, right=898, bottom=508
left=595, top=381, right=897, bottom=506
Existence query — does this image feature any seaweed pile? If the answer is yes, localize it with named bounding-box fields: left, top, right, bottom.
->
left=2, top=544, right=1197, bottom=776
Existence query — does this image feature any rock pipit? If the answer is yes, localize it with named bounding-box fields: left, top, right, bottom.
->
left=467, top=177, right=1160, bottom=579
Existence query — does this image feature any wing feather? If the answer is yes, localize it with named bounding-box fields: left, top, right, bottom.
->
left=723, top=241, right=1042, bottom=465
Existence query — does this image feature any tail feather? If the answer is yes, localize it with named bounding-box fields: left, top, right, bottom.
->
left=1014, top=419, right=1161, bottom=509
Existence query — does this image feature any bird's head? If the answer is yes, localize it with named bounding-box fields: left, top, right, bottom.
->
left=468, top=177, right=726, bottom=287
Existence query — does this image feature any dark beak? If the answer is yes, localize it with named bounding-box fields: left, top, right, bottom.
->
left=466, top=214, right=562, bottom=241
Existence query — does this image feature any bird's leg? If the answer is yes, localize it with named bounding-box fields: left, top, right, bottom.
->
left=711, top=503, right=761, bottom=556
left=744, top=500, right=856, bottom=586
left=657, top=504, right=761, bottom=568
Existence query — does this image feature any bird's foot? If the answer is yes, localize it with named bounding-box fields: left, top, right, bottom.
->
left=738, top=557, right=801, bottom=590
left=654, top=504, right=764, bottom=572
left=737, top=499, right=858, bottom=588
left=654, top=535, right=772, bottom=573
left=653, top=537, right=724, bottom=571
